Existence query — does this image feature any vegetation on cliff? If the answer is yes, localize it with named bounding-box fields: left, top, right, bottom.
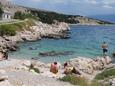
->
left=14, top=11, right=37, bottom=20
left=30, top=10, right=79, bottom=24
left=0, top=7, right=3, bottom=17
left=0, top=19, right=35, bottom=36
left=26, top=8, right=114, bottom=24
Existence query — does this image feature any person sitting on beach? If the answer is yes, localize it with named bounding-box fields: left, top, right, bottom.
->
left=50, top=62, right=58, bottom=74
left=63, top=62, right=71, bottom=74
left=0, top=51, right=8, bottom=61
left=101, top=42, right=108, bottom=56
left=63, top=62, right=81, bottom=75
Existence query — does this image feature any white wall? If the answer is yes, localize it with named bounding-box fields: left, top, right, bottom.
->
left=2, top=13, right=11, bottom=20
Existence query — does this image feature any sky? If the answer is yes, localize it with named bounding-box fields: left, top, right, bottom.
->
left=9, top=0, right=115, bottom=16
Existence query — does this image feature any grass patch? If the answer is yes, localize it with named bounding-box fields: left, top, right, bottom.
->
left=60, top=75, right=88, bottom=86
left=0, top=19, right=35, bottom=36
left=90, top=80, right=101, bottom=86
left=29, top=64, right=40, bottom=73
left=32, top=67, right=40, bottom=73
left=95, top=68, right=115, bottom=80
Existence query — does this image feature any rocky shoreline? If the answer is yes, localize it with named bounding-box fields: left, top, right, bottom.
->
left=0, top=20, right=70, bottom=59
left=0, top=56, right=113, bottom=86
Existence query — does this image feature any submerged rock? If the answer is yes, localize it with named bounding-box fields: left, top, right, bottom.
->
left=39, top=51, right=75, bottom=57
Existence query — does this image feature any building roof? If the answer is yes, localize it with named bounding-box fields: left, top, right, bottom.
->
left=3, top=10, right=12, bottom=15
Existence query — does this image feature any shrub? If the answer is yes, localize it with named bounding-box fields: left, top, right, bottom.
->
left=0, top=25, right=16, bottom=36
left=95, top=68, right=115, bottom=80
left=0, top=7, right=3, bottom=17
left=29, top=64, right=40, bottom=73
left=32, top=67, right=40, bottom=73
left=60, top=75, right=88, bottom=86
left=14, top=11, right=37, bottom=20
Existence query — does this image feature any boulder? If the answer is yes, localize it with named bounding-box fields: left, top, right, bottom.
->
left=0, top=70, right=8, bottom=81
left=39, top=51, right=75, bottom=57
left=0, top=80, right=13, bottom=86
left=67, top=56, right=112, bottom=74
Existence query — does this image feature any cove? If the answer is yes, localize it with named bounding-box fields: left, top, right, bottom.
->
left=8, top=25, right=115, bottom=63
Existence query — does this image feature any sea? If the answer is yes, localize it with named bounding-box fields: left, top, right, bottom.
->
left=89, top=15, right=115, bottom=23
left=8, top=24, right=115, bottom=63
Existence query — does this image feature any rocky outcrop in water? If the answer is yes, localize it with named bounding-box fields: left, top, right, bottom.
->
left=39, top=51, right=75, bottom=57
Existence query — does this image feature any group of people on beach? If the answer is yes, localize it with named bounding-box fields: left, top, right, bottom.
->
left=50, top=61, right=81, bottom=75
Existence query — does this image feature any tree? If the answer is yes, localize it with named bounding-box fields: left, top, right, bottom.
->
left=14, top=11, right=24, bottom=20
left=0, top=8, right=3, bottom=18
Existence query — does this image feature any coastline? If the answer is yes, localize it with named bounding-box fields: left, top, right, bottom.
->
left=0, top=19, right=70, bottom=58
left=0, top=19, right=115, bottom=86
left=0, top=56, right=113, bottom=86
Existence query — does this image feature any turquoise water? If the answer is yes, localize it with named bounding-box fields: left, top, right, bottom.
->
left=9, top=25, right=115, bottom=63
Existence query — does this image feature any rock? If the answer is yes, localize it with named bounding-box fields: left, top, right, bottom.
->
left=0, top=52, right=4, bottom=60
left=0, top=70, right=8, bottom=81
left=22, top=60, right=31, bottom=67
left=113, top=53, right=115, bottom=57
left=0, top=70, right=7, bottom=74
left=39, top=51, right=75, bottom=57
left=67, top=56, right=112, bottom=74
left=0, top=21, right=69, bottom=53
left=0, top=80, right=13, bottom=86
left=105, top=56, right=112, bottom=64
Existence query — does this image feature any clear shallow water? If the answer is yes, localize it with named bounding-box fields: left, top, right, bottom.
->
left=9, top=25, right=115, bottom=63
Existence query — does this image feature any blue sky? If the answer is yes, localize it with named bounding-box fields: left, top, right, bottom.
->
left=9, top=0, right=115, bottom=16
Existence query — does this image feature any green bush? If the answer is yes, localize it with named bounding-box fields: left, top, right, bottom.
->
left=0, top=7, right=3, bottom=17
left=29, top=64, right=40, bottom=73
left=0, top=25, right=16, bottom=36
left=32, top=67, right=40, bottom=73
left=14, top=11, right=37, bottom=20
left=95, top=68, right=115, bottom=80
left=60, top=75, right=88, bottom=86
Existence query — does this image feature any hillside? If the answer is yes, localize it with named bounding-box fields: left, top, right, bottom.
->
left=0, top=0, right=114, bottom=25
left=24, top=7, right=114, bottom=25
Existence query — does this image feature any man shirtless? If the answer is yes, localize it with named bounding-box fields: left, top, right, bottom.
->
left=101, top=42, right=108, bottom=56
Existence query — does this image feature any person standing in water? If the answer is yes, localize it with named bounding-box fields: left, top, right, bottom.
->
left=101, top=42, right=108, bottom=56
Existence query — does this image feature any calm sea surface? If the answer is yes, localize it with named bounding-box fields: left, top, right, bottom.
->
left=9, top=25, right=115, bottom=63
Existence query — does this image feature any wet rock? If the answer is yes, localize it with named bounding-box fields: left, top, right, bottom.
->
left=29, top=47, right=37, bottom=50
left=39, top=51, right=75, bottom=57
left=112, top=52, right=115, bottom=57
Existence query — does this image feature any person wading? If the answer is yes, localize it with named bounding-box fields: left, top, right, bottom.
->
left=101, top=42, right=109, bottom=64
left=101, top=42, right=108, bottom=56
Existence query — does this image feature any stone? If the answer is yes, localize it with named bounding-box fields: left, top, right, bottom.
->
left=67, top=56, right=112, bottom=75
left=22, top=60, right=31, bottom=67
left=39, top=51, right=75, bottom=57
left=0, top=80, right=13, bottom=86
left=0, top=70, right=8, bottom=82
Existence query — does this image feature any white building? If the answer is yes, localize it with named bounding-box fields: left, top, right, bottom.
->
left=2, top=10, right=12, bottom=20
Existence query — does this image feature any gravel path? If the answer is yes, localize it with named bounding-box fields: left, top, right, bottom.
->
left=8, top=71, right=74, bottom=86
